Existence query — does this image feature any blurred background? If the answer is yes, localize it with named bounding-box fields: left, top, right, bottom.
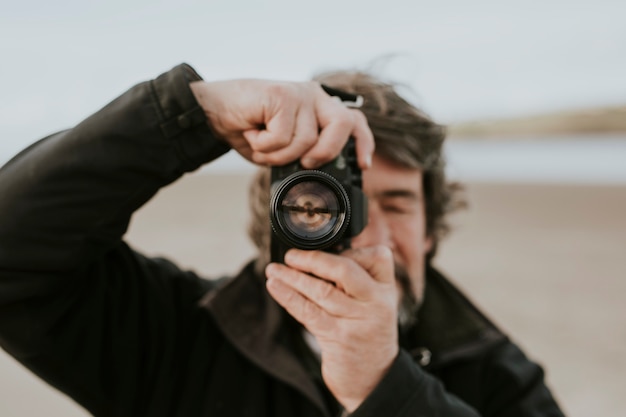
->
left=1, top=1, right=625, bottom=416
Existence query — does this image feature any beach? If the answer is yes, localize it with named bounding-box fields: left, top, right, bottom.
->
left=1, top=171, right=624, bottom=417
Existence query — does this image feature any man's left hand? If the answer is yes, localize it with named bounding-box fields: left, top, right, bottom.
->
left=265, top=246, right=399, bottom=413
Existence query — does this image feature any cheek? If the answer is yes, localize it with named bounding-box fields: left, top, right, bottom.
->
left=389, top=219, right=429, bottom=264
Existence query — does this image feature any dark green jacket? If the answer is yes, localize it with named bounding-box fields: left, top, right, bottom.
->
left=0, top=64, right=565, bottom=417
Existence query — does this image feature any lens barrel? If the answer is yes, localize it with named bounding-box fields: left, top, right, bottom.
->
left=270, top=170, right=351, bottom=250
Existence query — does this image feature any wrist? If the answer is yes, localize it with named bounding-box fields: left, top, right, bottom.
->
left=189, top=81, right=231, bottom=144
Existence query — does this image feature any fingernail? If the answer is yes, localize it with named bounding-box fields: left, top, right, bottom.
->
left=365, top=154, right=372, bottom=168
left=301, top=157, right=316, bottom=168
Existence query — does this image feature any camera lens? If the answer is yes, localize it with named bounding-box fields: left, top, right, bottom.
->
left=270, top=170, right=351, bottom=250
left=279, top=181, right=340, bottom=239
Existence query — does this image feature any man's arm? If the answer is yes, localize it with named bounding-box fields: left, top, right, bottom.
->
left=0, top=64, right=374, bottom=414
left=347, top=344, right=565, bottom=417
left=0, top=64, right=227, bottom=275
left=266, top=247, right=565, bottom=416
left=0, top=64, right=232, bottom=414
left=0, top=65, right=374, bottom=280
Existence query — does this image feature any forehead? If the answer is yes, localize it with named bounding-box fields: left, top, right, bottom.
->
left=362, top=155, right=423, bottom=194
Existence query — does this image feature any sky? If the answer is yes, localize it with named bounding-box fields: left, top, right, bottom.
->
left=1, top=0, right=625, bottom=163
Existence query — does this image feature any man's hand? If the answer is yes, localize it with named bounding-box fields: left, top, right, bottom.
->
left=190, top=80, right=374, bottom=169
left=264, top=246, right=399, bottom=412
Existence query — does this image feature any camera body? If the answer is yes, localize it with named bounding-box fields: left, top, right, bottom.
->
left=270, top=139, right=368, bottom=263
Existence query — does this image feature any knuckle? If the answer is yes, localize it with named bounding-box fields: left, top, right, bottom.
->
left=266, top=82, right=296, bottom=100
left=372, top=245, right=393, bottom=263
left=302, top=131, right=318, bottom=146
left=281, top=286, right=298, bottom=306
left=353, top=109, right=369, bottom=125
left=293, top=132, right=317, bottom=151
left=335, top=112, right=354, bottom=130
left=335, top=261, right=352, bottom=279
left=271, top=135, right=293, bottom=150
left=306, top=81, right=321, bottom=95
left=316, top=280, right=335, bottom=300
left=302, top=300, right=319, bottom=322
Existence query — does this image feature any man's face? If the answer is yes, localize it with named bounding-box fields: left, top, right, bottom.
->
left=351, top=155, right=433, bottom=312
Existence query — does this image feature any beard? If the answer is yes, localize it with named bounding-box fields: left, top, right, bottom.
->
left=394, top=262, right=422, bottom=332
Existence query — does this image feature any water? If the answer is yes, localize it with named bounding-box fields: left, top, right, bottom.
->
left=444, top=135, right=626, bottom=185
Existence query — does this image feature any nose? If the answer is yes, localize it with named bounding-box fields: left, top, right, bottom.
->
left=351, top=202, right=394, bottom=250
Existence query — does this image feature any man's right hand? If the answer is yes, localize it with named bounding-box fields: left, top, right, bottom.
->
left=190, top=79, right=374, bottom=169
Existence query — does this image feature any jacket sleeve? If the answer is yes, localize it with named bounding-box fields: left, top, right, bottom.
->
left=350, top=344, right=565, bottom=417
left=350, top=350, right=481, bottom=417
left=0, top=64, right=231, bottom=415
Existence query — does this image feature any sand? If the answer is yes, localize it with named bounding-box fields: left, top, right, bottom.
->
left=1, top=172, right=624, bottom=417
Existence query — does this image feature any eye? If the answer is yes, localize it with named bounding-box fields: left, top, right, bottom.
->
left=377, top=194, right=420, bottom=216
left=381, top=204, right=401, bottom=213
left=381, top=203, right=413, bottom=215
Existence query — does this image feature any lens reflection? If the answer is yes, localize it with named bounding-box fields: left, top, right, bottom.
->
left=279, top=181, right=340, bottom=239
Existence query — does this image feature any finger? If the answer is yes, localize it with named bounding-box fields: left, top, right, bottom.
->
left=311, top=86, right=375, bottom=169
left=350, top=110, right=375, bottom=169
left=266, top=273, right=336, bottom=334
left=301, top=100, right=354, bottom=169
left=252, top=103, right=319, bottom=166
left=265, top=263, right=361, bottom=317
left=283, top=249, right=376, bottom=300
left=245, top=103, right=297, bottom=153
left=340, top=246, right=395, bottom=284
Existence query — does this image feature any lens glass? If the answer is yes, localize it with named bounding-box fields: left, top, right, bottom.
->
left=279, top=181, right=342, bottom=239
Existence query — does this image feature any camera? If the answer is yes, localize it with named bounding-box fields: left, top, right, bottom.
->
left=270, top=138, right=368, bottom=263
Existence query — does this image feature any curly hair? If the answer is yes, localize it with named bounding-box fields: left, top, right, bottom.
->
left=248, top=70, right=465, bottom=275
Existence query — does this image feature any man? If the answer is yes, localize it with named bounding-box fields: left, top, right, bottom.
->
left=0, top=64, right=565, bottom=416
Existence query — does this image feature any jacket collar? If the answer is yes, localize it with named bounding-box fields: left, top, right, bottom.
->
left=407, top=265, right=507, bottom=369
left=199, top=261, right=330, bottom=415
left=200, top=261, right=507, bottom=411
